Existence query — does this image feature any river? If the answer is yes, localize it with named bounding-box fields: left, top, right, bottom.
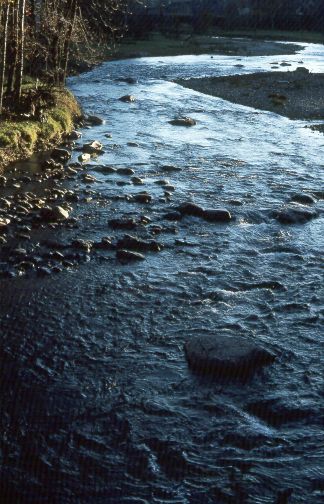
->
left=0, top=40, right=323, bottom=503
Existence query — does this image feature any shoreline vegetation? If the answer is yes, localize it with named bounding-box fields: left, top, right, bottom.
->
left=0, top=85, right=81, bottom=171
left=1, top=29, right=323, bottom=172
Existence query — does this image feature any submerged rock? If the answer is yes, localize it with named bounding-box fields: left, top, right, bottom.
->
left=82, top=141, right=104, bottom=154
left=290, top=193, right=316, bottom=205
left=275, top=207, right=317, bottom=224
left=87, top=115, right=105, bottom=125
left=108, top=218, right=138, bottom=230
left=202, top=208, right=232, bottom=222
left=169, top=117, right=196, bottom=127
left=185, top=334, right=275, bottom=380
left=247, top=397, right=316, bottom=427
left=71, top=239, right=94, bottom=253
left=178, top=202, right=205, bottom=217
left=119, top=94, right=136, bottom=103
left=116, top=234, right=162, bottom=252
left=116, top=249, right=145, bottom=262
left=68, top=130, right=82, bottom=140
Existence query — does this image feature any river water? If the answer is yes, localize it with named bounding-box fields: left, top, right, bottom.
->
left=0, top=41, right=323, bottom=503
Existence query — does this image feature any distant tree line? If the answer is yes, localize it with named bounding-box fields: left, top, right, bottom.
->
left=0, top=0, right=132, bottom=115
left=128, top=0, right=324, bottom=36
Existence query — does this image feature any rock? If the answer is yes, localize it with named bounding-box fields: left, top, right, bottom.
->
left=155, top=179, right=170, bottom=186
left=0, top=176, right=7, bottom=187
left=184, top=334, right=275, bottom=380
left=163, top=211, right=182, bottom=221
left=275, top=207, right=317, bottom=224
left=295, top=66, right=309, bottom=75
left=51, top=148, right=71, bottom=163
left=247, top=397, right=315, bottom=427
left=116, top=249, right=145, bottom=262
left=108, top=218, right=138, bottom=230
left=87, top=115, right=105, bottom=125
left=169, top=117, right=196, bottom=127
left=72, top=239, right=94, bottom=253
left=40, top=206, right=69, bottom=222
left=132, top=193, right=152, bottom=204
left=82, top=141, right=104, bottom=154
left=161, top=165, right=182, bottom=172
left=37, top=266, right=52, bottom=276
left=0, top=218, right=10, bottom=233
left=81, top=174, right=97, bottom=184
left=119, top=94, right=136, bottom=103
left=116, top=77, right=138, bottom=84
left=68, top=130, right=82, bottom=140
left=202, top=208, right=232, bottom=222
left=78, top=153, right=91, bottom=163
left=127, top=142, right=139, bottom=147
left=117, top=167, right=135, bottom=176
left=131, top=176, right=144, bottom=185
left=178, top=202, right=205, bottom=217
left=290, top=193, right=316, bottom=205
left=94, top=237, right=114, bottom=250
left=116, top=234, right=162, bottom=252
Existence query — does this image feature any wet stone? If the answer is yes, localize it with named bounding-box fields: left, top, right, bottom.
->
left=132, top=193, right=152, bottom=204
left=40, top=206, right=70, bottom=222
left=51, top=148, right=71, bottom=163
left=246, top=397, right=316, bottom=427
left=94, top=237, right=114, bottom=250
left=178, top=202, right=205, bottom=217
left=117, top=167, right=135, bottom=176
left=275, top=207, right=317, bottom=224
left=290, top=193, right=316, bottom=205
left=108, top=218, right=138, bottom=230
left=185, top=334, right=276, bottom=380
left=161, top=165, right=182, bottom=172
left=202, top=208, right=232, bottom=222
left=116, top=234, right=162, bottom=252
left=163, top=211, right=182, bottom=221
left=82, top=141, right=104, bottom=154
left=71, top=239, right=94, bottom=253
left=68, top=130, right=82, bottom=140
left=78, top=153, right=91, bottom=163
left=86, top=115, right=105, bottom=125
left=119, top=94, right=136, bottom=103
left=169, top=117, right=196, bottom=126
left=116, top=249, right=145, bottom=262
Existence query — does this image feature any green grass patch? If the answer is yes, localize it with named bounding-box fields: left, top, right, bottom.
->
left=0, top=86, right=82, bottom=170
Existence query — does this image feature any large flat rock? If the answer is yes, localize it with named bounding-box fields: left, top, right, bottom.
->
left=185, top=334, right=275, bottom=380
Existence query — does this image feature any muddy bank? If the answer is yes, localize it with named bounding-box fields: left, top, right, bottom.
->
left=113, top=33, right=302, bottom=59
left=176, top=68, right=324, bottom=120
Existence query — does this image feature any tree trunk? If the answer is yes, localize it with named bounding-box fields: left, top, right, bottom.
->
left=14, top=0, right=26, bottom=103
left=0, top=2, right=10, bottom=114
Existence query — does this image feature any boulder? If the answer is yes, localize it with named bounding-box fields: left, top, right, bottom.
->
left=290, top=193, right=315, bottom=205
left=275, top=207, right=317, bottom=224
left=202, top=208, right=232, bottom=222
left=71, top=239, right=94, bottom=253
left=132, top=193, right=152, bottom=204
left=119, top=94, right=136, bottom=103
left=51, top=148, right=71, bottom=163
left=185, top=334, right=275, bottom=380
left=108, top=218, right=138, bottom=230
left=178, top=202, right=205, bottom=217
left=169, top=117, right=196, bottom=127
left=116, top=249, right=145, bottom=262
left=87, top=115, right=105, bottom=125
left=117, top=167, right=135, bottom=176
left=78, top=153, right=91, bottom=163
left=68, top=130, right=82, bottom=140
left=82, top=141, right=104, bottom=154
left=40, top=206, right=69, bottom=222
left=116, top=234, right=162, bottom=252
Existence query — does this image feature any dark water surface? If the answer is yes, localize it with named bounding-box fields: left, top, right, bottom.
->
left=0, top=42, right=324, bottom=503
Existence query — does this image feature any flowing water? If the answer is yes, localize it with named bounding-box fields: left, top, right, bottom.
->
left=0, top=41, right=323, bottom=503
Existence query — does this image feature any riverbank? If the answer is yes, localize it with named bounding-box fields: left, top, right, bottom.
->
left=0, top=86, right=82, bottom=172
left=176, top=69, right=324, bottom=121
left=112, top=32, right=302, bottom=59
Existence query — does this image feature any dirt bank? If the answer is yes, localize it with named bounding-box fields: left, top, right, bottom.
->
left=176, top=69, right=324, bottom=120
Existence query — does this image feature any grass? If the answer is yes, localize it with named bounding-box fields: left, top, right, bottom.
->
left=0, top=85, right=82, bottom=170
